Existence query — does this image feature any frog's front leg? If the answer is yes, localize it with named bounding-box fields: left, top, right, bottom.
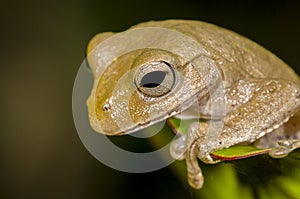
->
left=170, top=78, right=300, bottom=189
left=180, top=78, right=300, bottom=162
left=170, top=121, right=220, bottom=189
left=185, top=138, right=204, bottom=189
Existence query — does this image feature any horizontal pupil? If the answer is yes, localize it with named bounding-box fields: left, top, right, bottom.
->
left=140, top=71, right=166, bottom=88
left=143, top=83, right=160, bottom=88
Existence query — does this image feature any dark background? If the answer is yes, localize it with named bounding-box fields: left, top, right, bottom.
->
left=1, top=0, right=300, bottom=198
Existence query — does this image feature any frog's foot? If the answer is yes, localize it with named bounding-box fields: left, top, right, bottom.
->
left=199, top=153, right=221, bottom=164
left=186, top=143, right=204, bottom=189
left=269, top=139, right=300, bottom=158
left=170, top=135, right=204, bottom=189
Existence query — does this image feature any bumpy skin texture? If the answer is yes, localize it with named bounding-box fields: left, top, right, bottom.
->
left=131, top=20, right=300, bottom=86
left=86, top=20, right=300, bottom=189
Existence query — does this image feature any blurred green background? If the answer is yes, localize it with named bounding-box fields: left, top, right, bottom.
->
left=1, top=0, right=300, bottom=198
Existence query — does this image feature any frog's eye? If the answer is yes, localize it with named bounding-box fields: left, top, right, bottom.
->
left=135, top=61, right=176, bottom=97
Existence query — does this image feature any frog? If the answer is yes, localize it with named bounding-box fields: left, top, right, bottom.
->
left=85, top=20, right=300, bottom=189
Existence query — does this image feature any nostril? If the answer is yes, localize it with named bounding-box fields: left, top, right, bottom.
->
left=102, top=104, right=111, bottom=111
left=102, top=98, right=112, bottom=112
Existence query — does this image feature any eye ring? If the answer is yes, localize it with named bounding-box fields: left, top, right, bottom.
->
left=135, top=61, right=176, bottom=97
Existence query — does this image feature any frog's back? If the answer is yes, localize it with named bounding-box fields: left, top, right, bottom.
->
left=132, top=20, right=300, bottom=87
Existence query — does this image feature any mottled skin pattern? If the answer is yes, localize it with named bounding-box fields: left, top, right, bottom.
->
left=86, top=20, right=300, bottom=189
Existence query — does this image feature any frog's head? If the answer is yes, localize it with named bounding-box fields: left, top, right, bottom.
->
left=86, top=28, right=220, bottom=135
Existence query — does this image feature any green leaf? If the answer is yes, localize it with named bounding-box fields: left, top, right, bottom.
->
left=211, top=145, right=273, bottom=161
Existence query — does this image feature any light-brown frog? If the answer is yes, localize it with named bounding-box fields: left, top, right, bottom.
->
left=86, top=20, right=300, bottom=189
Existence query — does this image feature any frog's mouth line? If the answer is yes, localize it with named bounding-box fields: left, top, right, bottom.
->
left=113, top=87, right=210, bottom=136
